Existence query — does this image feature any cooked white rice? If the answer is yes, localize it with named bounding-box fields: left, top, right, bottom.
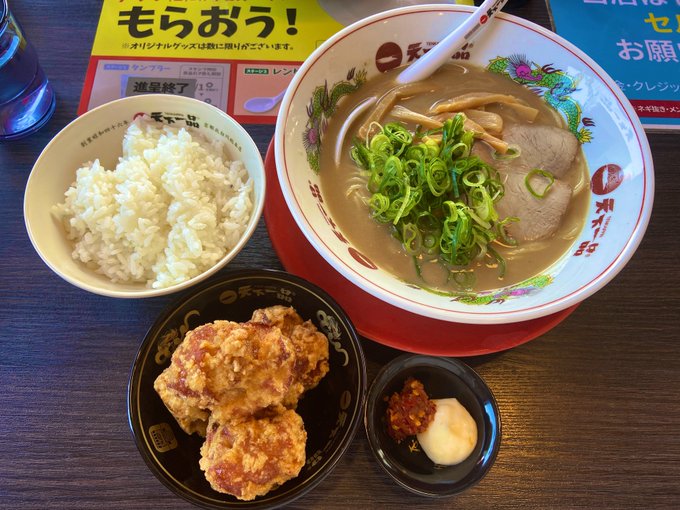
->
left=54, top=117, right=254, bottom=289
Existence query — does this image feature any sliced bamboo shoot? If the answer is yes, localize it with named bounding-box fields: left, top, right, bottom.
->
left=429, top=92, right=522, bottom=114
left=463, top=117, right=509, bottom=154
left=503, top=102, right=539, bottom=122
left=390, top=105, right=443, bottom=129
left=462, top=109, right=503, bottom=135
left=357, top=82, right=434, bottom=139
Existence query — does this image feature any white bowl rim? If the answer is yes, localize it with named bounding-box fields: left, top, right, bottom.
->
left=275, top=5, right=655, bottom=324
left=24, top=94, right=266, bottom=299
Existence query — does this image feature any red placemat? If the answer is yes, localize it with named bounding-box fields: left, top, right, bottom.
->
left=263, top=141, right=577, bottom=356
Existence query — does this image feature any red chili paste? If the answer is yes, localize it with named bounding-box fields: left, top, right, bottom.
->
left=385, top=377, right=436, bottom=443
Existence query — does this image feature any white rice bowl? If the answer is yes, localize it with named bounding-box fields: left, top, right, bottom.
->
left=54, top=118, right=253, bottom=289
left=25, top=95, right=265, bottom=298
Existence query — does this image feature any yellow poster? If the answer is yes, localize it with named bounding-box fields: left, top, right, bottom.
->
left=91, top=0, right=345, bottom=61
left=82, top=0, right=475, bottom=122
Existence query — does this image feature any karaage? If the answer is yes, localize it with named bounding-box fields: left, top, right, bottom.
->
left=251, top=306, right=329, bottom=406
left=199, top=408, right=307, bottom=500
left=154, top=320, right=296, bottom=435
left=154, top=306, right=331, bottom=500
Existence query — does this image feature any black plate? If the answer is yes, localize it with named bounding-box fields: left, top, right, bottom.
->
left=128, top=269, right=367, bottom=509
left=364, top=355, right=501, bottom=497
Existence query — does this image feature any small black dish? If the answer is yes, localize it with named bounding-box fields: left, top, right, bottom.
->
left=128, top=269, right=367, bottom=509
left=364, top=354, right=501, bottom=497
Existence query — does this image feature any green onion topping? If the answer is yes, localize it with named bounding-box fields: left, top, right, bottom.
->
left=525, top=169, right=555, bottom=199
left=350, top=114, right=514, bottom=279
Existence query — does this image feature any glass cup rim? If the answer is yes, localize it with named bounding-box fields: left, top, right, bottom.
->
left=1, top=0, right=7, bottom=28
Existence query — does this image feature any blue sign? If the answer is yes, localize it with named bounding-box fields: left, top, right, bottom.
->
left=548, top=0, right=680, bottom=131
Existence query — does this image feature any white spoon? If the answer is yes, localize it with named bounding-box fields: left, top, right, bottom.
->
left=335, top=0, right=509, bottom=164
left=396, top=0, right=508, bottom=84
left=244, top=89, right=286, bottom=113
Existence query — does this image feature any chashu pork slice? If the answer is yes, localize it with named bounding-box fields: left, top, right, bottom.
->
left=496, top=171, right=572, bottom=242
left=472, top=123, right=579, bottom=179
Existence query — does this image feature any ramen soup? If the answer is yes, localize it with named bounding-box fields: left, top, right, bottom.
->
left=319, top=64, right=590, bottom=292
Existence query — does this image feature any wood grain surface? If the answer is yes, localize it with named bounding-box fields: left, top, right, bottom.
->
left=1, top=1, right=678, bottom=509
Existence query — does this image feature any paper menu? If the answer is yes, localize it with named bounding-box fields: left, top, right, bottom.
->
left=79, top=0, right=475, bottom=123
left=547, top=0, right=680, bottom=131
left=78, top=0, right=345, bottom=123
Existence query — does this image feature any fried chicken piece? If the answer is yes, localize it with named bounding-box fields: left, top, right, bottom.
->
left=199, top=408, right=307, bottom=500
left=154, top=320, right=296, bottom=436
left=250, top=306, right=330, bottom=406
left=251, top=305, right=303, bottom=337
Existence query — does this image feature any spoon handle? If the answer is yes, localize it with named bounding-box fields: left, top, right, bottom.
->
left=396, top=0, right=509, bottom=85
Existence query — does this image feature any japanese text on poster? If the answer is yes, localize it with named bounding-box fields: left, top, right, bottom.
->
left=548, top=0, right=680, bottom=130
left=91, top=0, right=343, bottom=61
left=80, top=0, right=344, bottom=122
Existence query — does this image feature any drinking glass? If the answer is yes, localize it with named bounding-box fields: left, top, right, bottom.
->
left=0, top=0, right=56, bottom=141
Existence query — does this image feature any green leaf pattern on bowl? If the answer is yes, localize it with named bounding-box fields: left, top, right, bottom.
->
left=405, top=273, right=554, bottom=305
left=452, top=274, right=554, bottom=305
left=303, top=67, right=367, bottom=173
left=486, top=54, right=594, bottom=144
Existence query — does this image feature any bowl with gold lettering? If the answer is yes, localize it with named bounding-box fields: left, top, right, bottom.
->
left=127, top=268, right=367, bottom=508
left=274, top=4, right=654, bottom=325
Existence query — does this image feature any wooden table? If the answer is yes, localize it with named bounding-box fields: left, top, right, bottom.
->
left=2, top=1, right=678, bottom=508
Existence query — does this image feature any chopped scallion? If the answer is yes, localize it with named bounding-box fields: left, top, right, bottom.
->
left=351, top=114, right=515, bottom=281
left=525, top=169, right=555, bottom=199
